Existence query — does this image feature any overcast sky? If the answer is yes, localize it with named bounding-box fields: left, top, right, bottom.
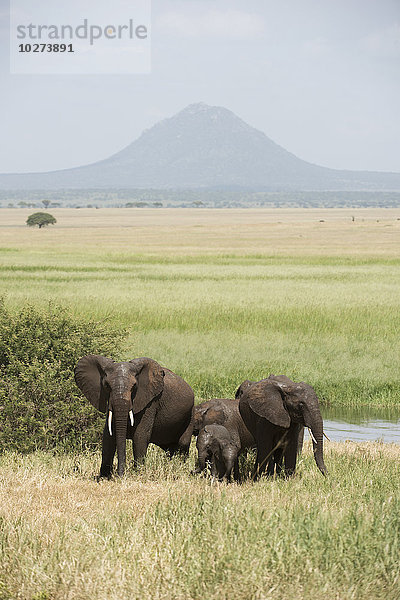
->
left=0, top=0, right=399, bottom=174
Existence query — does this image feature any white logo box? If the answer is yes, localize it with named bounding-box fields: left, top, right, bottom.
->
left=10, top=0, right=151, bottom=74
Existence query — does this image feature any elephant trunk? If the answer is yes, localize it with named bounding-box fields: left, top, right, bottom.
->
left=112, top=394, right=130, bottom=477
left=196, top=450, right=208, bottom=474
left=307, top=411, right=327, bottom=476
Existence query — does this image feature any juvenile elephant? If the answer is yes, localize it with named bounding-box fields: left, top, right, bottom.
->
left=74, top=355, right=194, bottom=478
left=238, top=375, right=327, bottom=478
left=196, top=424, right=241, bottom=481
left=193, top=397, right=254, bottom=450
left=193, top=397, right=254, bottom=481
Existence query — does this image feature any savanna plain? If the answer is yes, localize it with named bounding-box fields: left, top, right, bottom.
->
left=0, top=207, right=399, bottom=600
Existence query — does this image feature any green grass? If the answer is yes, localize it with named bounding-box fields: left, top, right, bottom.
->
left=0, top=443, right=399, bottom=600
left=0, top=250, right=399, bottom=406
left=1, top=211, right=397, bottom=409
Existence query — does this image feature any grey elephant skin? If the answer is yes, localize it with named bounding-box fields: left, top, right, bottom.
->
left=196, top=424, right=241, bottom=481
left=235, top=376, right=304, bottom=474
left=193, top=397, right=255, bottom=481
left=193, top=398, right=254, bottom=449
left=74, top=355, right=194, bottom=478
left=238, top=375, right=327, bottom=478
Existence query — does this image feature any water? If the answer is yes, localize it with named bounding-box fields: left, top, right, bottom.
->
left=309, top=406, right=400, bottom=443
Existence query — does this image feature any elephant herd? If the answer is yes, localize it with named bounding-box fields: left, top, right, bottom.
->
left=74, top=355, right=327, bottom=481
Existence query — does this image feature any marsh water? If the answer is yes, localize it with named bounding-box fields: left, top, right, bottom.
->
left=314, top=406, right=400, bottom=443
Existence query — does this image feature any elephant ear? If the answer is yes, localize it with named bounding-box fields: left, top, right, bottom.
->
left=203, top=403, right=226, bottom=427
left=74, top=355, right=114, bottom=413
left=246, top=381, right=290, bottom=428
left=129, top=357, right=165, bottom=414
left=235, top=380, right=254, bottom=399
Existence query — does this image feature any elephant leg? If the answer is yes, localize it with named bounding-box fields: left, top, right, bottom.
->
left=164, top=441, right=193, bottom=458
left=266, top=456, right=276, bottom=477
left=99, top=424, right=116, bottom=479
left=273, top=447, right=284, bottom=477
left=273, top=430, right=289, bottom=477
left=132, top=432, right=151, bottom=465
left=221, top=448, right=237, bottom=482
left=233, top=458, right=240, bottom=482
left=223, top=462, right=233, bottom=482
left=176, top=408, right=195, bottom=457
left=253, top=421, right=275, bottom=480
left=132, top=406, right=156, bottom=465
left=252, top=449, right=260, bottom=480
left=283, top=424, right=301, bottom=477
left=211, top=457, right=219, bottom=478
left=254, top=447, right=268, bottom=479
left=253, top=442, right=275, bottom=479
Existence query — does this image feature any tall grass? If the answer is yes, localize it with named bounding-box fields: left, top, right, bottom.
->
left=1, top=208, right=400, bottom=405
left=0, top=250, right=399, bottom=406
left=0, top=443, right=399, bottom=600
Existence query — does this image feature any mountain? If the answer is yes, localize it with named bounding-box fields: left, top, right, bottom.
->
left=1, top=102, right=400, bottom=190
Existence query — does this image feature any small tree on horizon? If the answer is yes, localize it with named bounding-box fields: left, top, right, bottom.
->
left=26, top=212, right=57, bottom=229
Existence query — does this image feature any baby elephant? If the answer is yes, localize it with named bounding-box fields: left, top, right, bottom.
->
left=196, top=424, right=241, bottom=481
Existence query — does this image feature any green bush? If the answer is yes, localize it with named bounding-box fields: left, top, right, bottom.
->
left=0, top=300, right=126, bottom=453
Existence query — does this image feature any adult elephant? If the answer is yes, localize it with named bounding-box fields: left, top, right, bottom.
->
left=238, top=375, right=327, bottom=478
left=235, top=376, right=305, bottom=459
left=74, top=355, right=194, bottom=478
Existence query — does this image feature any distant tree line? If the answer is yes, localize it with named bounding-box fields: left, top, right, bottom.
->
left=1, top=189, right=400, bottom=209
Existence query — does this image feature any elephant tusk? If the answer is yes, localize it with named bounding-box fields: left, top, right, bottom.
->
left=108, top=411, right=113, bottom=437
left=129, top=410, right=134, bottom=427
left=323, top=431, right=331, bottom=442
left=308, top=428, right=317, bottom=445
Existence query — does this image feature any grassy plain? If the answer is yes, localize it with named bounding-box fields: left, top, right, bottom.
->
left=0, top=444, right=399, bottom=600
left=1, top=208, right=400, bottom=599
left=1, top=208, right=400, bottom=405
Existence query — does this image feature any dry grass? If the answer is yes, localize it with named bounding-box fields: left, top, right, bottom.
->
left=1, top=207, right=400, bottom=256
left=0, top=442, right=399, bottom=600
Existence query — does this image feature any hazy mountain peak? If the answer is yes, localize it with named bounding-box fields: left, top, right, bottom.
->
left=179, top=102, right=213, bottom=114
left=167, top=102, right=250, bottom=130
left=0, top=103, right=399, bottom=190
